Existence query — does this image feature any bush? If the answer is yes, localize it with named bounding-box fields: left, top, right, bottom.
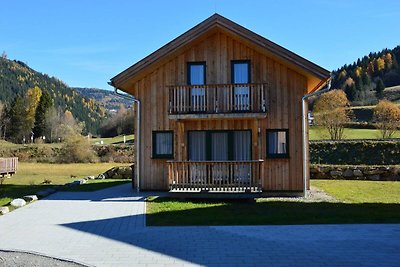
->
left=58, top=134, right=98, bottom=163
left=310, top=140, right=400, bottom=165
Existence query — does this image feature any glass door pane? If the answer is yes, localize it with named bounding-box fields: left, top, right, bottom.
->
left=188, top=131, right=207, bottom=184
left=232, top=62, right=250, bottom=111
left=233, top=131, right=251, bottom=183
left=188, top=63, right=205, bottom=112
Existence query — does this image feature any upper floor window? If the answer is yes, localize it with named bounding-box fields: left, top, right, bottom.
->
left=187, top=62, right=206, bottom=112
left=231, top=60, right=251, bottom=111
left=187, top=62, right=206, bottom=85
left=267, top=129, right=289, bottom=158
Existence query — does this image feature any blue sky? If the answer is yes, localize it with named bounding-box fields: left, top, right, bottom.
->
left=1, top=0, right=399, bottom=90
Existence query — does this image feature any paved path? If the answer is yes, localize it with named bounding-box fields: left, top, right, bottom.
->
left=0, top=184, right=399, bottom=267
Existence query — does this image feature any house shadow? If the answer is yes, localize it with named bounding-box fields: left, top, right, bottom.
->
left=60, top=199, right=400, bottom=266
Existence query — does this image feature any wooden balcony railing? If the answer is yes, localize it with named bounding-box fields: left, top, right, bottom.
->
left=168, top=83, right=267, bottom=115
left=0, top=157, right=18, bottom=177
left=168, top=160, right=264, bottom=193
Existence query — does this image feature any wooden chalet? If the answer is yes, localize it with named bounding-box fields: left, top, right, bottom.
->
left=110, top=14, right=330, bottom=195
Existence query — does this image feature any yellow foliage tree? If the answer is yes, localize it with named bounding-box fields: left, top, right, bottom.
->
left=314, top=89, right=351, bottom=140
left=25, top=86, right=42, bottom=130
left=373, top=100, right=400, bottom=138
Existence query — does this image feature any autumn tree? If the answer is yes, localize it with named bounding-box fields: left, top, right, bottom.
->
left=373, top=100, right=400, bottom=138
left=314, top=89, right=351, bottom=140
left=25, top=86, right=42, bottom=131
left=375, top=78, right=385, bottom=99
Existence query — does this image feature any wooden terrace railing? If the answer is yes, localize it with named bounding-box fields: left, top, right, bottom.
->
left=168, top=160, right=264, bottom=192
left=168, top=83, right=267, bottom=115
left=0, top=157, right=18, bottom=177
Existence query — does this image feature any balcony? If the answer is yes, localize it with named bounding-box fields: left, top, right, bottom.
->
left=168, top=160, right=264, bottom=193
left=168, top=83, right=267, bottom=119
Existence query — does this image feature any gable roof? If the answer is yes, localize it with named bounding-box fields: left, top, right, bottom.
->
left=110, top=13, right=330, bottom=92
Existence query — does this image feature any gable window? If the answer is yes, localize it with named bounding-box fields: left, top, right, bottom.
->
left=231, top=60, right=251, bottom=111
left=267, top=130, right=289, bottom=158
left=188, top=62, right=206, bottom=112
left=152, top=131, right=173, bottom=159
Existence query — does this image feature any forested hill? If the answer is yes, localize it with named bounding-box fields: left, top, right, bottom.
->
left=74, top=87, right=132, bottom=112
left=0, top=56, right=106, bottom=134
left=331, top=45, right=400, bottom=104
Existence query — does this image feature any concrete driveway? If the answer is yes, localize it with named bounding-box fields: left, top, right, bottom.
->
left=0, top=183, right=399, bottom=267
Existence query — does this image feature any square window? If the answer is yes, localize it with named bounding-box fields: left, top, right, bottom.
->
left=267, top=130, right=289, bottom=158
left=152, top=131, right=173, bottom=159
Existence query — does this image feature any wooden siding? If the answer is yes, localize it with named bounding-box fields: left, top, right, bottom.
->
left=127, top=30, right=308, bottom=191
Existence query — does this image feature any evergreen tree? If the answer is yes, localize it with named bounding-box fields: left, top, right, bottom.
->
left=345, top=84, right=357, bottom=102
left=7, top=95, right=30, bottom=143
left=375, top=78, right=385, bottom=99
left=33, top=90, right=53, bottom=138
left=361, top=71, right=371, bottom=87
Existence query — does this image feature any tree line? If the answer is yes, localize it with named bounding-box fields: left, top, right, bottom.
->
left=331, top=45, right=400, bottom=104
left=0, top=86, right=86, bottom=143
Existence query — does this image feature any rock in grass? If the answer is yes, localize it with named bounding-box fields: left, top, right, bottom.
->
left=87, top=176, right=95, bottom=180
left=11, top=198, right=26, bottom=208
left=343, top=169, right=353, bottom=178
left=23, top=195, right=38, bottom=202
left=0, top=207, right=9, bottom=215
left=97, top=174, right=106, bottom=180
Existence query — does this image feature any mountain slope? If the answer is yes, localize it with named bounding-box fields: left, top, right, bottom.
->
left=74, top=87, right=132, bottom=112
left=0, top=57, right=107, bottom=134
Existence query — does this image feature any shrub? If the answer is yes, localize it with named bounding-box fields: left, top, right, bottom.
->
left=58, top=134, right=98, bottom=163
left=373, top=100, right=400, bottom=138
left=310, top=140, right=400, bottom=165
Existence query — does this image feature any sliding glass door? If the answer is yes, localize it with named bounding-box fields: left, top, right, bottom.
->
left=188, top=130, right=251, bottom=183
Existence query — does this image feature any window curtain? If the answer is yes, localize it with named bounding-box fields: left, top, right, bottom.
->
left=156, top=132, right=172, bottom=155
left=233, top=131, right=251, bottom=160
left=188, top=131, right=206, bottom=161
left=211, top=132, right=228, bottom=160
left=268, top=131, right=287, bottom=154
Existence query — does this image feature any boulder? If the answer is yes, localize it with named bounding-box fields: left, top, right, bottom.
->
left=364, top=169, right=384, bottom=175
left=87, top=176, right=95, bottom=180
left=0, top=207, right=9, bottom=215
left=330, top=170, right=343, bottom=177
left=23, top=195, right=38, bottom=202
left=343, top=169, right=353, bottom=178
left=11, top=198, right=26, bottom=208
left=353, top=169, right=363, bottom=177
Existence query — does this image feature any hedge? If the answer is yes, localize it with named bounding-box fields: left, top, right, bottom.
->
left=310, top=140, right=400, bottom=165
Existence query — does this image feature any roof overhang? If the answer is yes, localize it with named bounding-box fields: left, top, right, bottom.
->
left=110, top=14, right=330, bottom=94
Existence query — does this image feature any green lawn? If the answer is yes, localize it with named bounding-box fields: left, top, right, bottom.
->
left=309, top=127, right=400, bottom=140
left=146, top=180, right=400, bottom=226
left=0, top=162, right=130, bottom=207
left=91, top=134, right=134, bottom=145
left=312, top=180, right=400, bottom=203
